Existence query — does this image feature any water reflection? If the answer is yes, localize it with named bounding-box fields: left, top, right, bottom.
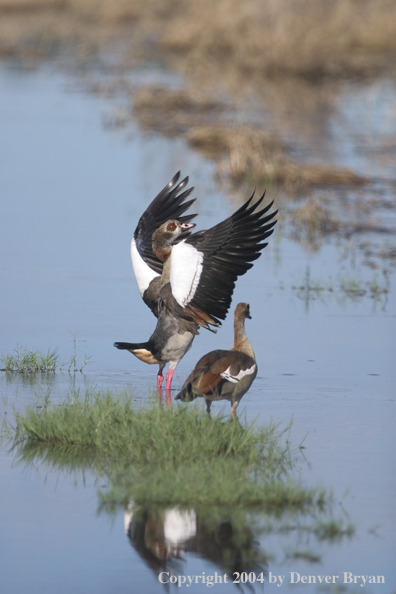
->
left=11, top=438, right=354, bottom=589
left=0, top=369, right=96, bottom=417
left=123, top=503, right=267, bottom=582
left=1, top=62, right=395, bottom=594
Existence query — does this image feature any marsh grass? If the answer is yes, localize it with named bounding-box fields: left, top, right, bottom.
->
left=286, top=548, right=322, bottom=563
left=11, top=388, right=330, bottom=510
left=59, top=329, right=92, bottom=372
left=293, top=266, right=390, bottom=304
left=314, top=519, right=355, bottom=542
left=133, top=85, right=370, bottom=192
left=0, top=346, right=58, bottom=373
left=1, top=338, right=91, bottom=374
left=293, top=267, right=331, bottom=301
left=290, top=198, right=340, bottom=247
left=2, top=0, right=391, bottom=205
left=1, top=0, right=395, bottom=80
left=12, top=438, right=355, bottom=560
left=59, top=352, right=91, bottom=373
left=9, top=389, right=356, bottom=553
left=339, top=276, right=366, bottom=298
left=0, top=0, right=393, bottom=200
left=134, top=86, right=225, bottom=135
left=13, top=389, right=291, bottom=470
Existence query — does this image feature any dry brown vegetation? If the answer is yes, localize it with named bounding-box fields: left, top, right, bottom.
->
left=133, top=85, right=371, bottom=191
left=1, top=0, right=394, bottom=229
left=1, top=0, right=395, bottom=78
left=289, top=198, right=340, bottom=247
left=194, top=129, right=370, bottom=190
left=133, top=86, right=226, bottom=135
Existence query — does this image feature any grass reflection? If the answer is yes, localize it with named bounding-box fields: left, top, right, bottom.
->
left=9, top=390, right=354, bottom=553
left=8, top=391, right=355, bottom=576
left=12, top=436, right=355, bottom=574
left=11, top=438, right=355, bottom=576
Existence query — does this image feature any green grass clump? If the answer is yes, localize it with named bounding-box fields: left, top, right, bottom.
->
left=14, top=389, right=288, bottom=470
left=10, top=388, right=327, bottom=510
left=293, top=266, right=329, bottom=301
left=9, top=389, right=355, bottom=555
left=339, top=276, right=366, bottom=297
left=1, top=339, right=91, bottom=374
left=292, top=267, right=391, bottom=308
left=0, top=346, right=58, bottom=373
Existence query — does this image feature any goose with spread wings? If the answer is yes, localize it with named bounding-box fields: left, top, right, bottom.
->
left=130, top=171, right=197, bottom=317
left=114, top=173, right=277, bottom=395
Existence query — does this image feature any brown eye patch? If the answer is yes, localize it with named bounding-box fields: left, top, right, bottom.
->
left=167, top=222, right=177, bottom=232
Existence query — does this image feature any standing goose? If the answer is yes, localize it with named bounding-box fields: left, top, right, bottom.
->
left=176, top=303, right=257, bottom=414
left=115, top=176, right=276, bottom=395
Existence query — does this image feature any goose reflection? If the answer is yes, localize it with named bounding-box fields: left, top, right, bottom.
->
left=124, top=504, right=195, bottom=577
left=124, top=503, right=267, bottom=583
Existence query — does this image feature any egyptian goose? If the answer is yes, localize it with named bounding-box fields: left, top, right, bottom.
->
left=115, top=174, right=276, bottom=394
left=114, top=283, right=198, bottom=395
left=176, top=303, right=257, bottom=414
left=131, top=172, right=197, bottom=317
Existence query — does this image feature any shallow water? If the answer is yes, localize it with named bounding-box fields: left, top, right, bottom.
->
left=0, top=63, right=395, bottom=593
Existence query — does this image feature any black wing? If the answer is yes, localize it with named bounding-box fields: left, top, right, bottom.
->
left=184, top=192, right=277, bottom=323
left=134, top=172, right=197, bottom=274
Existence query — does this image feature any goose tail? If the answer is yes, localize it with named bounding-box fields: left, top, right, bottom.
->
left=114, top=341, right=159, bottom=365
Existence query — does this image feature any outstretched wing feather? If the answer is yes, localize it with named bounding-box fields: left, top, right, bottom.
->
left=133, top=172, right=197, bottom=276
left=170, top=193, right=277, bottom=323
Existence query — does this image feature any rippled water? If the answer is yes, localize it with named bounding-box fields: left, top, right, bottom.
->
left=0, top=63, right=395, bottom=593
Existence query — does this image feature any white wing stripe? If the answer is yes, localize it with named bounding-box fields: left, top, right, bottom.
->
left=170, top=241, right=204, bottom=307
left=164, top=509, right=197, bottom=544
left=220, top=363, right=257, bottom=383
left=130, top=237, right=159, bottom=297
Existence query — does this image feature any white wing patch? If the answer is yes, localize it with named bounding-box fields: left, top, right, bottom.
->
left=170, top=241, right=204, bottom=307
left=130, top=237, right=159, bottom=297
left=220, top=363, right=257, bottom=383
left=123, top=502, right=135, bottom=534
left=164, top=509, right=197, bottom=545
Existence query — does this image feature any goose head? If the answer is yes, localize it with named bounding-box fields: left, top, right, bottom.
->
left=152, top=220, right=195, bottom=262
left=234, top=302, right=252, bottom=322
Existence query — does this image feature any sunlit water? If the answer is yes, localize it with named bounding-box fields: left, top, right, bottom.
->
left=0, top=63, right=395, bottom=593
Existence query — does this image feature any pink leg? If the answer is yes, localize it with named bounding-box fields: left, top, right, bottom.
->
left=165, top=369, right=174, bottom=396
left=157, top=367, right=165, bottom=401
left=231, top=407, right=237, bottom=416
left=165, top=392, right=172, bottom=408
left=157, top=369, right=164, bottom=389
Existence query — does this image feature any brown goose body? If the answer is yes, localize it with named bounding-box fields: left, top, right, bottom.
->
left=175, top=303, right=257, bottom=414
